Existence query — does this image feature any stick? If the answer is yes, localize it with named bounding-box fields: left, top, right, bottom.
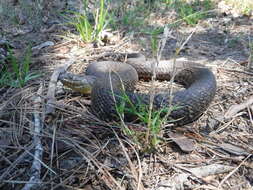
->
left=225, top=96, right=253, bottom=119
left=22, top=85, right=44, bottom=190
left=158, top=164, right=234, bottom=190
left=218, top=154, right=252, bottom=188
left=45, top=60, right=74, bottom=115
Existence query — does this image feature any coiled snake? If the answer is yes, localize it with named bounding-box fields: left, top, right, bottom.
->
left=59, top=53, right=217, bottom=126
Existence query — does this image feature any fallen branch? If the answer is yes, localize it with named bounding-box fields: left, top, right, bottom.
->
left=45, top=60, right=74, bottom=115
left=218, top=154, right=252, bottom=188
left=225, top=96, right=253, bottom=119
left=22, top=85, right=44, bottom=190
left=218, top=67, right=253, bottom=76
left=157, top=164, right=234, bottom=190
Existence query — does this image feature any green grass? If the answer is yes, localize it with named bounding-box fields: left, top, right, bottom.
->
left=0, top=47, right=40, bottom=88
left=68, top=0, right=214, bottom=38
left=122, top=8, right=146, bottom=29
left=108, top=0, right=214, bottom=34
left=114, top=28, right=180, bottom=151
left=115, top=91, right=178, bottom=150
left=113, top=4, right=150, bottom=31
left=68, top=0, right=109, bottom=43
left=108, top=0, right=164, bottom=32
left=146, top=27, right=165, bottom=55
left=172, top=0, right=214, bottom=25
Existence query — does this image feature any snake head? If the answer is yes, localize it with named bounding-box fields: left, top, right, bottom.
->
left=59, top=72, right=96, bottom=94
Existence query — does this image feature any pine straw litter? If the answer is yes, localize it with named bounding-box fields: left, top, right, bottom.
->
left=0, top=44, right=253, bottom=190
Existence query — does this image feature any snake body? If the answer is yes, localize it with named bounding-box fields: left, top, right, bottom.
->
left=60, top=54, right=217, bottom=126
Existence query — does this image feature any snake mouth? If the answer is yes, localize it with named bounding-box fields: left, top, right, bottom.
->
left=62, top=80, right=92, bottom=94
left=59, top=72, right=95, bottom=94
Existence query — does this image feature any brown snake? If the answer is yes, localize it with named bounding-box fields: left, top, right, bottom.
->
left=59, top=53, right=217, bottom=126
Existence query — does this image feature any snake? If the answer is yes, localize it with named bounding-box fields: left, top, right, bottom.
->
left=59, top=53, right=217, bottom=126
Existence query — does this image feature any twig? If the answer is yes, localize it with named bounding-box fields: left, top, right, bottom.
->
left=218, top=154, right=252, bottom=188
left=247, top=106, right=253, bottom=126
left=46, top=60, right=74, bottom=115
left=113, top=130, right=145, bottom=190
left=168, top=27, right=196, bottom=105
left=218, top=67, right=253, bottom=76
left=0, top=145, right=34, bottom=182
left=22, top=85, right=44, bottom=190
left=225, top=96, right=253, bottom=119
left=158, top=164, right=234, bottom=190
left=108, top=70, right=144, bottom=190
left=146, top=26, right=170, bottom=144
left=164, top=27, right=196, bottom=126
left=68, top=140, right=124, bottom=190
left=0, top=88, right=30, bottom=119
left=248, top=35, right=253, bottom=70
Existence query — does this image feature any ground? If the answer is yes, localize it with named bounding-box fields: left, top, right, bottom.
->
left=0, top=0, right=253, bottom=190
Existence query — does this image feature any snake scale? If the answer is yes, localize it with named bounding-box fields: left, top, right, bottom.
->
left=59, top=53, right=217, bottom=126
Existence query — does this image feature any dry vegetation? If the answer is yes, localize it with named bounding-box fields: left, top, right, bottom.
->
left=0, top=0, right=253, bottom=189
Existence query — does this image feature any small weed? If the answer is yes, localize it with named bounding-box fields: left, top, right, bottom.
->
left=68, top=0, right=109, bottom=43
left=116, top=91, right=177, bottom=150
left=122, top=11, right=142, bottom=28
left=121, top=6, right=148, bottom=30
left=0, top=47, right=40, bottom=88
left=108, top=1, right=159, bottom=32
left=143, top=27, right=165, bottom=55
left=173, top=0, right=214, bottom=25
left=114, top=27, right=179, bottom=150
